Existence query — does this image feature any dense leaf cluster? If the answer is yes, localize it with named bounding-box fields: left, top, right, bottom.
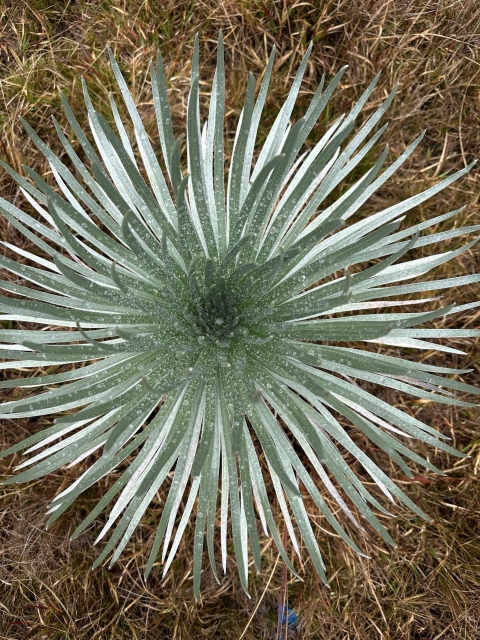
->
left=0, top=33, right=478, bottom=597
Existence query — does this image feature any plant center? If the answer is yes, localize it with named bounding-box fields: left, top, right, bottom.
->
left=188, top=275, right=246, bottom=343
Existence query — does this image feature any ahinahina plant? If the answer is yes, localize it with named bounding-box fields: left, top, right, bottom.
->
left=0, top=33, right=478, bottom=598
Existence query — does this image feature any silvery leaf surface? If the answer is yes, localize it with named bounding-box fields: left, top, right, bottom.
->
left=0, top=31, right=478, bottom=598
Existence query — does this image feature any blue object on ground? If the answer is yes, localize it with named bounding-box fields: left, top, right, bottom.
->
left=278, top=604, right=298, bottom=628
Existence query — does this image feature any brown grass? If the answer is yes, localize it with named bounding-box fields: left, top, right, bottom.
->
left=0, top=0, right=479, bottom=638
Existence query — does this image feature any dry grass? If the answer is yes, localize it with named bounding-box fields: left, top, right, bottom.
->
left=0, top=0, right=480, bottom=638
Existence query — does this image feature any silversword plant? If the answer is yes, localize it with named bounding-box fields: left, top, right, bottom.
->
left=0, top=33, right=478, bottom=597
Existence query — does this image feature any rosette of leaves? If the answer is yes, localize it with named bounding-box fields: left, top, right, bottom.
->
left=0, top=33, right=478, bottom=597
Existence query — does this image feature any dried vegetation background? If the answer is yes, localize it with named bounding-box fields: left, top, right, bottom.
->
left=0, top=0, right=479, bottom=638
